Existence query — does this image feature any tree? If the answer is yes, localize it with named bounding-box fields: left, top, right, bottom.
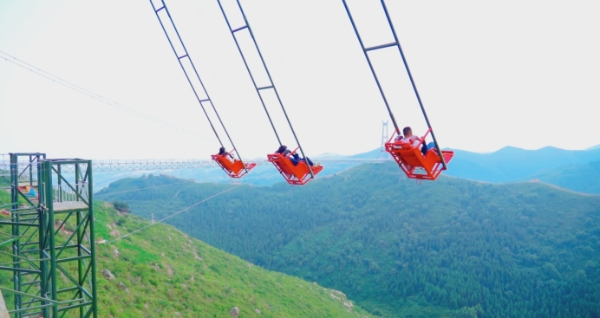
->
left=112, top=200, right=130, bottom=213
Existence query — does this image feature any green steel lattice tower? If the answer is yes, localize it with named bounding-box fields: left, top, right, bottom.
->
left=0, top=153, right=97, bottom=317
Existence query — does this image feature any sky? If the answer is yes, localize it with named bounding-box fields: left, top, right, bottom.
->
left=0, top=0, right=599, bottom=160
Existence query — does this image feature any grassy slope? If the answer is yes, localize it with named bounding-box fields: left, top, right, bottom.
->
left=0, top=190, right=372, bottom=318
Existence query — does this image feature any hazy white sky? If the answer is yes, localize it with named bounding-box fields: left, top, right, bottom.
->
left=1, top=0, right=598, bottom=160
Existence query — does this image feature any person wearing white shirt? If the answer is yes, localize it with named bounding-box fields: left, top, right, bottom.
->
left=399, top=126, right=435, bottom=156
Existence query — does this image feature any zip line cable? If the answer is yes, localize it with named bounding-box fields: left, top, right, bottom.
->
left=94, top=180, right=202, bottom=197
left=107, top=184, right=240, bottom=243
left=0, top=50, right=206, bottom=140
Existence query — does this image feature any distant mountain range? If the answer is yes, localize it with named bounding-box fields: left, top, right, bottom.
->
left=91, top=161, right=361, bottom=191
left=342, top=146, right=600, bottom=193
left=90, top=145, right=600, bottom=194
left=524, top=160, right=600, bottom=194
left=446, top=146, right=600, bottom=183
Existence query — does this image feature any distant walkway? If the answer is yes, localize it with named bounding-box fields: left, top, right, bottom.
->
left=0, top=157, right=391, bottom=173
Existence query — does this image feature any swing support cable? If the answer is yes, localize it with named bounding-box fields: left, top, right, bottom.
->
left=342, top=0, right=447, bottom=169
left=216, top=0, right=315, bottom=178
left=150, top=0, right=248, bottom=172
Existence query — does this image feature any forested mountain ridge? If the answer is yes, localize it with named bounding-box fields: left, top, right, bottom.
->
left=521, top=160, right=600, bottom=194
left=446, top=146, right=600, bottom=185
left=0, top=190, right=371, bottom=317
left=352, top=146, right=600, bottom=193
left=99, top=163, right=600, bottom=317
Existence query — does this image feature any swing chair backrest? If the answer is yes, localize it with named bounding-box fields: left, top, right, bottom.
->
left=268, top=154, right=294, bottom=175
left=267, top=148, right=323, bottom=185
left=211, top=152, right=256, bottom=178
left=384, top=129, right=454, bottom=180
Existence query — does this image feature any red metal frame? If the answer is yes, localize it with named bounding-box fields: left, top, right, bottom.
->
left=267, top=147, right=323, bottom=185
left=384, top=129, right=454, bottom=181
left=211, top=149, right=257, bottom=178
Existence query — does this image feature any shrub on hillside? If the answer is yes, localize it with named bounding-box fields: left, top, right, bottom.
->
left=112, top=200, right=130, bottom=213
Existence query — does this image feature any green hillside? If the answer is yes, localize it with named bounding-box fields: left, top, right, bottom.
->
left=99, top=164, right=600, bottom=317
left=0, top=190, right=372, bottom=317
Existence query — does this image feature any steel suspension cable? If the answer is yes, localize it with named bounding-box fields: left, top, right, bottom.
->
left=380, top=0, right=447, bottom=169
left=236, top=0, right=305, bottom=155
left=341, top=0, right=401, bottom=136
left=216, top=0, right=314, bottom=177
left=216, top=0, right=281, bottom=146
left=0, top=50, right=204, bottom=139
left=151, top=0, right=246, bottom=165
left=342, top=0, right=446, bottom=169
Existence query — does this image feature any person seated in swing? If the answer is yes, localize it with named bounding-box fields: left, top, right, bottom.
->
left=292, top=152, right=316, bottom=167
left=218, top=147, right=234, bottom=162
left=397, top=126, right=436, bottom=156
left=275, top=145, right=317, bottom=167
left=275, top=145, right=289, bottom=155
left=392, top=131, right=404, bottom=149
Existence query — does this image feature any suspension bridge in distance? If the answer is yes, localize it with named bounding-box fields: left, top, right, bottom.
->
left=0, top=121, right=393, bottom=174
left=0, top=156, right=391, bottom=173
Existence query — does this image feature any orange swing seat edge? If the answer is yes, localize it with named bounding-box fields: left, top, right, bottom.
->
left=267, top=147, right=323, bottom=185
left=384, top=128, right=454, bottom=181
left=211, top=151, right=257, bottom=179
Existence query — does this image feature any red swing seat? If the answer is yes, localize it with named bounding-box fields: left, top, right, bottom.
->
left=384, top=129, right=454, bottom=181
left=267, top=147, right=323, bottom=185
left=211, top=151, right=256, bottom=178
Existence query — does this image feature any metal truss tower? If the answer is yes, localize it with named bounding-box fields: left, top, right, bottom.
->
left=381, top=121, right=389, bottom=152
left=0, top=153, right=97, bottom=318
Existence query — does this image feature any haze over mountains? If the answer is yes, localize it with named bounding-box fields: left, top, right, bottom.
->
left=91, top=144, right=600, bottom=194
left=446, top=146, right=600, bottom=183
